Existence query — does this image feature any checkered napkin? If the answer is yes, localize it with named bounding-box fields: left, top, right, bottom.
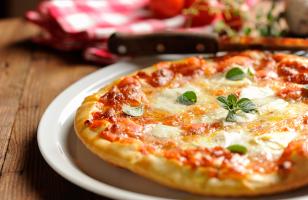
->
left=25, top=0, right=186, bottom=64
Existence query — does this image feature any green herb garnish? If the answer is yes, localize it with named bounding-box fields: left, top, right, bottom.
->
left=227, top=144, right=247, bottom=154
left=243, top=27, right=252, bottom=36
left=256, top=1, right=285, bottom=37
left=225, top=67, right=245, bottom=81
left=247, top=67, right=255, bottom=78
left=217, top=94, right=258, bottom=122
left=177, top=91, right=197, bottom=105
left=122, top=104, right=144, bottom=117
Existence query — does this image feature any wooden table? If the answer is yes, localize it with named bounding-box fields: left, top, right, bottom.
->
left=0, top=18, right=110, bottom=200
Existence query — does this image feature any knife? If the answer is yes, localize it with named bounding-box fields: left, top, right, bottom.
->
left=107, top=32, right=308, bottom=56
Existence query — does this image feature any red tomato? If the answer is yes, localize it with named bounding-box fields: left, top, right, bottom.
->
left=184, top=0, right=195, bottom=8
left=149, top=0, right=185, bottom=18
left=222, top=10, right=243, bottom=31
left=186, top=1, right=217, bottom=27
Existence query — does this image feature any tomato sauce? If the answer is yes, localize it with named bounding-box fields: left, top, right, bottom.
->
left=277, top=59, right=308, bottom=84
left=169, top=57, right=206, bottom=76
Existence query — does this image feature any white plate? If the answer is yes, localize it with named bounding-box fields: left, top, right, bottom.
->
left=38, top=56, right=308, bottom=200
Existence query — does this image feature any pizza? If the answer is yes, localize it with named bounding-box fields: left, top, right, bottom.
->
left=74, top=51, right=308, bottom=196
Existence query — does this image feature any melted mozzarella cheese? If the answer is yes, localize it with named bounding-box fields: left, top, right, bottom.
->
left=200, top=107, right=228, bottom=123
left=252, top=131, right=298, bottom=159
left=190, top=128, right=298, bottom=159
left=240, top=86, right=288, bottom=115
left=151, top=83, right=215, bottom=114
left=234, top=112, right=257, bottom=123
left=216, top=130, right=251, bottom=147
left=254, top=131, right=298, bottom=149
left=210, top=75, right=252, bottom=87
left=191, top=130, right=250, bottom=148
left=240, top=86, right=274, bottom=99
left=151, top=84, right=198, bottom=113
left=146, top=124, right=181, bottom=139
left=218, top=78, right=253, bottom=86
left=257, top=98, right=289, bottom=114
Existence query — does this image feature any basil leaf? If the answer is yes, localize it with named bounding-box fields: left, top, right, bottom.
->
left=217, top=93, right=258, bottom=122
left=227, top=144, right=247, bottom=154
left=243, top=27, right=252, bottom=36
left=217, top=96, right=229, bottom=109
left=247, top=67, right=255, bottom=78
left=226, top=111, right=236, bottom=122
left=177, top=91, right=197, bottom=105
left=237, top=98, right=257, bottom=113
left=227, top=94, right=237, bottom=108
left=303, top=84, right=308, bottom=90
left=122, top=104, right=144, bottom=117
left=225, top=67, right=245, bottom=81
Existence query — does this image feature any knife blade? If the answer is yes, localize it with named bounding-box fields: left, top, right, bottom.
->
left=107, top=31, right=308, bottom=56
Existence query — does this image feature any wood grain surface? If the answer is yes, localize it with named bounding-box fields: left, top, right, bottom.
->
left=0, top=18, right=111, bottom=200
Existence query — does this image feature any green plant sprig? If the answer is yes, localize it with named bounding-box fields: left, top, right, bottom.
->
left=217, top=94, right=258, bottom=122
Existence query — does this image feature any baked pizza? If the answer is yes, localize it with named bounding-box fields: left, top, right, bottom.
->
left=74, top=51, right=308, bottom=196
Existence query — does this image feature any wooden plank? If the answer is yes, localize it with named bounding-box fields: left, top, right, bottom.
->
left=7, top=0, right=40, bottom=18
left=0, top=20, right=107, bottom=199
left=0, top=19, right=36, bottom=172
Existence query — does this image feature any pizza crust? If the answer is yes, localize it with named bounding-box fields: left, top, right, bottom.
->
left=74, top=59, right=308, bottom=197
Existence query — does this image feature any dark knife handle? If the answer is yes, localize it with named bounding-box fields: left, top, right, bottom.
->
left=108, top=32, right=219, bottom=56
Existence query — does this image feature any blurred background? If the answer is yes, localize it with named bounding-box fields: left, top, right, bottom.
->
left=0, top=0, right=306, bottom=63
left=0, top=0, right=40, bottom=18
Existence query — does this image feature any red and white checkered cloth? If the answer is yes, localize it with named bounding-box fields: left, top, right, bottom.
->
left=25, top=0, right=186, bottom=64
